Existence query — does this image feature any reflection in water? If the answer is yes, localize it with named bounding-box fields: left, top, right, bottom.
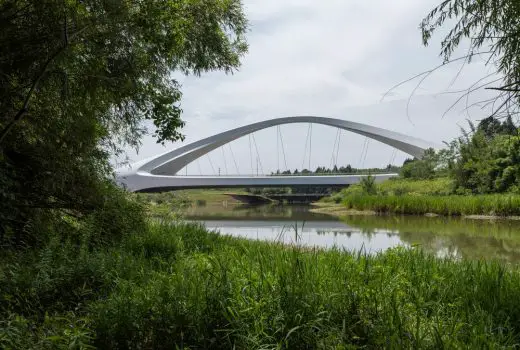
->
left=184, top=204, right=520, bottom=263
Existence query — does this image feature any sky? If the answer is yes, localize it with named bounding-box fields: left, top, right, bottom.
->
left=119, top=0, right=500, bottom=175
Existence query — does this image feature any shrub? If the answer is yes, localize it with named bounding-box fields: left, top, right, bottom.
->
left=360, top=175, right=377, bottom=195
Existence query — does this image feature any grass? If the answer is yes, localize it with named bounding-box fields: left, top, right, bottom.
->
left=341, top=193, right=520, bottom=216
left=325, top=177, right=520, bottom=217
left=3, top=222, right=520, bottom=348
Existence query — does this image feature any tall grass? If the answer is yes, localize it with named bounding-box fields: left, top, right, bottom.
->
left=342, top=193, right=520, bottom=216
left=3, top=222, right=520, bottom=348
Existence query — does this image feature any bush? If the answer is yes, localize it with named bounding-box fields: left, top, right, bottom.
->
left=360, top=175, right=377, bottom=195
left=80, top=184, right=145, bottom=245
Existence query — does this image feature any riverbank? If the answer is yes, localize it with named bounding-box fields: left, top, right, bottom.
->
left=134, top=189, right=248, bottom=219
left=317, top=178, right=520, bottom=218
left=3, top=221, right=520, bottom=348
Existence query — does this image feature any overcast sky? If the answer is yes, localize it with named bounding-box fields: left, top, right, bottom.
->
left=120, top=0, right=499, bottom=175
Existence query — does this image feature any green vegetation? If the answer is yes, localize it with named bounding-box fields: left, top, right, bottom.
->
left=0, top=0, right=248, bottom=247
left=328, top=178, right=520, bottom=216
left=271, top=164, right=400, bottom=175
left=342, top=193, right=520, bottom=216
left=3, top=0, right=520, bottom=348
left=325, top=178, right=453, bottom=204
left=339, top=215, right=520, bottom=263
left=4, top=221, right=520, bottom=348
left=133, top=189, right=248, bottom=219
left=326, top=117, right=520, bottom=216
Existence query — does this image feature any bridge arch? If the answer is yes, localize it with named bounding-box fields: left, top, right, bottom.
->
left=141, top=116, right=438, bottom=175
left=117, top=116, right=439, bottom=191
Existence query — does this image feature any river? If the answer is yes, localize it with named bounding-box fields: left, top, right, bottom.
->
left=183, top=203, right=520, bottom=263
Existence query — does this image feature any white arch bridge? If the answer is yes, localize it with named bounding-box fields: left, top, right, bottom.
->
left=116, top=116, right=438, bottom=192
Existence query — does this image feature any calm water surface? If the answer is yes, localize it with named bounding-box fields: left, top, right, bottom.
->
left=184, top=204, right=520, bottom=263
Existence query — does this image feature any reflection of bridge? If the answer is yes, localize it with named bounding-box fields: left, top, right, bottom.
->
left=116, top=116, right=438, bottom=192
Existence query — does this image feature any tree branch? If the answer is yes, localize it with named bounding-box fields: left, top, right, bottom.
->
left=0, top=25, right=90, bottom=144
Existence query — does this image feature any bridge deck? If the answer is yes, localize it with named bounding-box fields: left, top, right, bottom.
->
left=122, top=173, right=398, bottom=192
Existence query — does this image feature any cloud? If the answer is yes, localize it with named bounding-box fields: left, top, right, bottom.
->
left=120, top=0, right=499, bottom=175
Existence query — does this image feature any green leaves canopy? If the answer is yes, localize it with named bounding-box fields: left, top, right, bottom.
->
left=1, top=0, right=248, bottom=145
left=0, top=0, right=248, bottom=245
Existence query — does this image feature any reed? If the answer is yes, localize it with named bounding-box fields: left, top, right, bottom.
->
left=2, top=222, right=520, bottom=348
left=341, top=193, right=520, bottom=216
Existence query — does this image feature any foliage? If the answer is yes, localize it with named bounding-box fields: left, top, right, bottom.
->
left=400, top=148, right=443, bottom=179
left=360, top=174, right=377, bottom=195
left=445, top=117, right=520, bottom=193
left=0, top=0, right=248, bottom=246
left=341, top=177, right=454, bottom=197
left=342, top=193, right=520, bottom=216
left=421, top=0, right=520, bottom=118
left=3, top=222, right=520, bottom=348
left=273, top=164, right=401, bottom=176
left=335, top=176, right=520, bottom=216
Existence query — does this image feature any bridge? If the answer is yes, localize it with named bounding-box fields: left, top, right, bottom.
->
left=116, top=116, right=438, bottom=192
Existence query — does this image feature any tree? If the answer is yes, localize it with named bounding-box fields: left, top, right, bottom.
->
left=0, top=0, right=248, bottom=245
left=448, top=118, right=520, bottom=193
left=421, top=0, right=520, bottom=119
left=400, top=148, right=439, bottom=179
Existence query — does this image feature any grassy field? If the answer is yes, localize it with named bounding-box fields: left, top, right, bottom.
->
left=3, top=221, right=520, bottom=348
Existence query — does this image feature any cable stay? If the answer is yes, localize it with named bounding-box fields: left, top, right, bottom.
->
left=335, top=129, right=342, bottom=170
left=358, top=138, right=369, bottom=170
left=276, top=126, right=279, bottom=172
left=228, top=143, right=240, bottom=175
left=196, top=159, right=202, bottom=175
left=207, top=154, right=216, bottom=175
left=388, top=148, right=397, bottom=167
left=361, top=139, right=370, bottom=170
left=301, top=123, right=312, bottom=170
left=278, top=125, right=288, bottom=172
left=248, top=134, right=253, bottom=175
left=251, top=133, right=264, bottom=175
left=221, top=146, right=228, bottom=175
left=308, top=123, right=313, bottom=171
left=329, top=128, right=340, bottom=170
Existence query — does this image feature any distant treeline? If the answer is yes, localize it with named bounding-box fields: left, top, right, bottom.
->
left=270, top=164, right=401, bottom=176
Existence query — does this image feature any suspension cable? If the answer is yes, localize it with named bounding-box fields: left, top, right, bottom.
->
left=301, top=123, right=311, bottom=170
left=221, top=147, right=228, bottom=175
left=308, top=123, right=313, bottom=171
left=197, top=159, right=202, bottom=175
left=361, top=139, right=370, bottom=170
left=249, top=134, right=253, bottom=175
left=335, top=129, right=342, bottom=170
left=251, top=133, right=264, bottom=175
left=276, top=126, right=279, bottom=172
left=207, top=154, right=216, bottom=175
left=228, top=143, right=240, bottom=174
left=358, top=138, right=368, bottom=170
left=330, top=128, right=340, bottom=169
left=278, top=125, right=288, bottom=171
left=388, top=148, right=397, bottom=167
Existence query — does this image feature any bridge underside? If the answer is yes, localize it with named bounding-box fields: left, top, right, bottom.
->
left=130, top=174, right=398, bottom=193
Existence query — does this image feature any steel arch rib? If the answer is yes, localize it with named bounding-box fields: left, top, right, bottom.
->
left=116, top=116, right=439, bottom=191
